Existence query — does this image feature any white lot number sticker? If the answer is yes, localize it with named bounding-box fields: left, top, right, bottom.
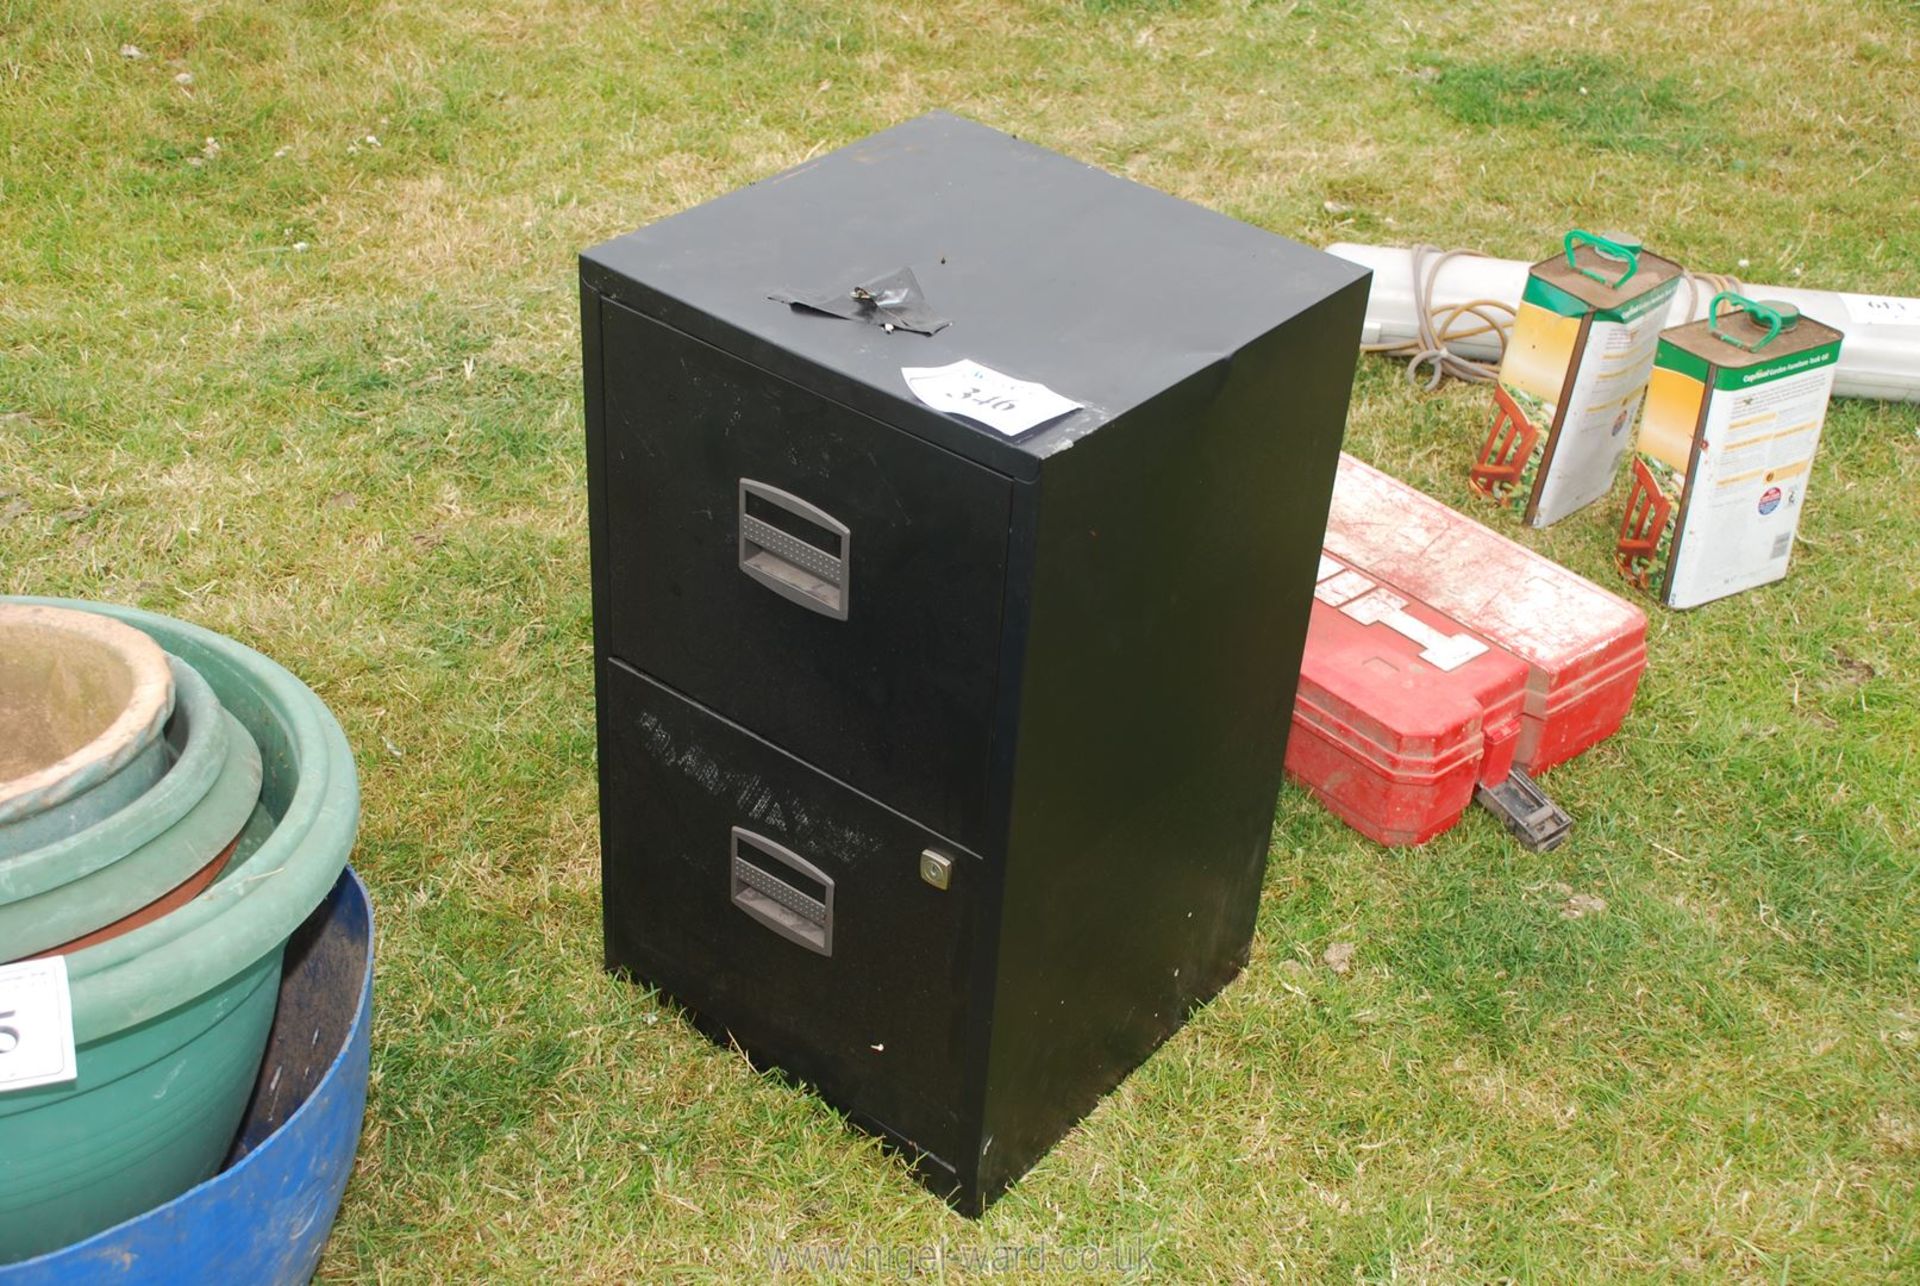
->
left=0, top=955, right=78, bottom=1094
left=900, top=360, right=1082, bottom=437
left=1838, top=293, right=1920, bottom=328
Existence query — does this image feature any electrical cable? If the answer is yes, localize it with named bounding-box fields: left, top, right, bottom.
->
left=1359, top=245, right=1513, bottom=390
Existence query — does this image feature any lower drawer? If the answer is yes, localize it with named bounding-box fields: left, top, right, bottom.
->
left=600, top=659, right=982, bottom=1171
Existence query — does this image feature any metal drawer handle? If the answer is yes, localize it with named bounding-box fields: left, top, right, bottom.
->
left=738, top=479, right=849, bottom=620
left=730, top=826, right=834, bottom=956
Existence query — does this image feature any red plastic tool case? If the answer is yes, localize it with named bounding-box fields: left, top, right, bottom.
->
left=1321, top=454, right=1649, bottom=775
left=1289, top=553, right=1530, bottom=845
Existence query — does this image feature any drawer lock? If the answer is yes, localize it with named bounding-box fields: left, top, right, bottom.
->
left=918, top=849, right=953, bottom=891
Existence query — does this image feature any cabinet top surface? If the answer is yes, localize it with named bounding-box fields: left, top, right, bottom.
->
left=582, top=112, right=1368, bottom=472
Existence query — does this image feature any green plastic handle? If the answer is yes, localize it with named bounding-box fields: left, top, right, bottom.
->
left=1564, top=229, right=1640, bottom=289
left=1708, top=292, right=1784, bottom=352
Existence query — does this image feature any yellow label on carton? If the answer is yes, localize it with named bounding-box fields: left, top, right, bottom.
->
left=1619, top=330, right=1842, bottom=609
left=1472, top=244, right=1681, bottom=528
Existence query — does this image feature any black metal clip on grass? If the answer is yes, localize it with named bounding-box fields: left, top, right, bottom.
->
left=1474, top=768, right=1573, bottom=852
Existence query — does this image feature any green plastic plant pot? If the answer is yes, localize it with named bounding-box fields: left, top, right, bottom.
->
left=0, top=944, right=284, bottom=1264
left=0, top=605, right=176, bottom=859
left=0, top=737, right=170, bottom=861
left=0, top=657, right=228, bottom=905
left=0, top=598, right=358, bottom=1260
left=29, top=831, right=238, bottom=959
left=4, top=599, right=361, bottom=1043
left=0, top=710, right=260, bottom=963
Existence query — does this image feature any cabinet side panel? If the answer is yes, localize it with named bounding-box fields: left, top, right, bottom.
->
left=583, top=278, right=621, bottom=973
left=976, top=274, right=1369, bottom=1201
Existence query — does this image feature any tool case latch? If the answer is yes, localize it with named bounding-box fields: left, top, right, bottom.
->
left=1474, top=769, right=1573, bottom=851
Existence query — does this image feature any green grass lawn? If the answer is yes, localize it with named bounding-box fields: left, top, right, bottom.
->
left=4, top=0, right=1917, bottom=1279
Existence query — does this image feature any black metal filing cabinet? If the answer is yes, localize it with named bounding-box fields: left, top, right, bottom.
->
left=582, top=112, right=1368, bottom=1214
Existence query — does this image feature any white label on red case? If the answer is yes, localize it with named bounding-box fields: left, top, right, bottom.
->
left=0, top=956, right=77, bottom=1094
left=1340, top=588, right=1409, bottom=624
left=1316, top=554, right=1342, bottom=582
left=1315, top=569, right=1375, bottom=606
left=1397, top=621, right=1490, bottom=672
left=1342, top=589, right=1489, bottom=672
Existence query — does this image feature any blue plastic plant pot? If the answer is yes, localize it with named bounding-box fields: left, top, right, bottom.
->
left=0, top=599, right=361, bottom=1260
left=0, top=868, right=374, bottom=1285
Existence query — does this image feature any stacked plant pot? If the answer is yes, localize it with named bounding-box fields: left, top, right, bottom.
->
left=0, top=600, right=361, bottom=1265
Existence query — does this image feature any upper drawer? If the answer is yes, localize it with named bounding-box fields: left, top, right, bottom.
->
left=595, top=299, right=1013, bottom=851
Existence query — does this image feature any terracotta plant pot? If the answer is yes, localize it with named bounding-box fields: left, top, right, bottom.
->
left=23, top=832, right=240, bottom=961
left=0, top=605, right=175, bottom=856
left=0, top=708, right=261, bottom=962
left=0, top=657, right=226, bottom=904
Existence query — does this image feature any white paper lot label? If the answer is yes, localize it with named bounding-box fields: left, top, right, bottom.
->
left=0, top=955, right=78, bottom=1094
left=901, top=359, right=1081, bottom=436
left=1838, top=293, right=1920, bottom=328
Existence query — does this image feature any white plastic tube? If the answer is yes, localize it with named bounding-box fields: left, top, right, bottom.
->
left=1328, top=242, right=1920, bottom=402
